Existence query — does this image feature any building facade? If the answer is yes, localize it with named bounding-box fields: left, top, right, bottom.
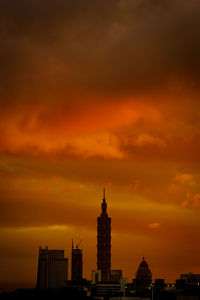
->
left=37, top=246, right=68, bottom=290
left=180, top=273, right=200, bottom=284
left=91, top=270, right=102, bottom=283
left=109, top=270, right=123, bottom=283
left=97, top=189, right=111, bottom=281
left=133, top=257, right=152, bottom=291
left=71, top=243, right=83, bottom=281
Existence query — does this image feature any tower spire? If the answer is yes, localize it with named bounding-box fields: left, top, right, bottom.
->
left=103, top=187, right=106, bottom=202
left=101, top=187, right=107, bottom=216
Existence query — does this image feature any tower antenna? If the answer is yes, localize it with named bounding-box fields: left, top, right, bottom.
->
left=103, top=187, right=106, bottom=202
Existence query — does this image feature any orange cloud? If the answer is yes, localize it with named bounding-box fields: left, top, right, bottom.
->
left=125, top=133, right=166, bottom=148
left=61, top=185, right=80, bottom=193
left=0, top=99, right=163, bottom=159
left=148, top=222, right=161, bottom=229
left=66, top=132, right=125, bottom=159
left=168, top=173, right=196, bottom=194
left=172, top=174, right=194, bottom=185
left=181, top=193, right=200, bottom=208
left=125, top=180, right=140, bottom=191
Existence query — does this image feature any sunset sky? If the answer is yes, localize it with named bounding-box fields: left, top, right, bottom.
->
left=1, top=0, right=200, bottom=290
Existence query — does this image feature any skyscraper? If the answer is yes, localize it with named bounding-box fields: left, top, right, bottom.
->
left=37, top=246, right=68, bottom=290
left=135, top=257, right=152, bottom=283
left=133, top=257, right=152, bottom=291
left=71, top=241, right=83, bottom=281
left=97, top=188, right=111, bottom=281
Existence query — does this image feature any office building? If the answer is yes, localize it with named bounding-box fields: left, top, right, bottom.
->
left=91, top=270, right=101, bottom=283
left=37, top=246, right=68, bottom=290
left=155, top=278, right=165, bottom=289
left=109, top=270, right=123, bottom=283
left=96, top=282, right=121, bottom=296
left=71, top=241, right=83, bottom=281
left=180, top=273, right=200, bottom=284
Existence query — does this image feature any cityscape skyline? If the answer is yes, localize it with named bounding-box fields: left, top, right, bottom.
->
left=1, top=0, right=200, bottom=293
left=35, top=191, right=189, bottom=292
left=0, top=188, right=200, bottom=291
left=34, top=192, right=200, bottom=292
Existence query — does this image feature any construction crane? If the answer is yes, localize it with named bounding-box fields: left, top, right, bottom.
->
left=76, top=240, right=82, bottom=249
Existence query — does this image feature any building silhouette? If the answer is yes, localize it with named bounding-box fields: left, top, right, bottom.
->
left=91, top=269, right=102, bottom=283
left=97, top=188, right=111, bottom=282
left=71, top=241, right=83, bottom=281
left=37, top=246, right=68, bottom=290
left=133, top=257, right=152, bottom=291
left=109, top=270, right=122, bottom=283
left=180, top=273, right=200, bottom=284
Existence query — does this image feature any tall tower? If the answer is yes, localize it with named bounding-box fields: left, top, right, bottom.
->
left=97, top=188, right=111, bottom=280
left=71, top=240, right=83, bottom=281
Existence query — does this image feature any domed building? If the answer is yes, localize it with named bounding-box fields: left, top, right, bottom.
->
left=133, top=257, right=152, bottom=291
left=136, top=257, right=152, bottom=281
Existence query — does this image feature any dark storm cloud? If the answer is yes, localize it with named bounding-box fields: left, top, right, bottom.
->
left=0, top=0, right=200, bottom=107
